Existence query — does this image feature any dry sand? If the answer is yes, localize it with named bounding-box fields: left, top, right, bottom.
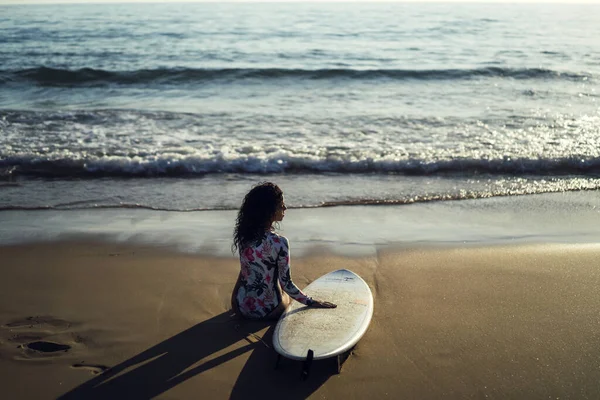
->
left=1, top=241, right=599, bottom=399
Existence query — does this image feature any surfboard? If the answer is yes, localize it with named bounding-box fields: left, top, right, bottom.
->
left=272, top=269, right=374, bottom=375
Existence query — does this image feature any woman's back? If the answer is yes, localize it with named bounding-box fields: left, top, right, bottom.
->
left=234, top=231, right=312, bottom=319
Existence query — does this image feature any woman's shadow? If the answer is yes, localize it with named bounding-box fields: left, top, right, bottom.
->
left=59, top=311, right=333, bottom=400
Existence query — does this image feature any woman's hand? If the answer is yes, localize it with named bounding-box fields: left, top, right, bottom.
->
left=310, top=300, right=337, bottom=308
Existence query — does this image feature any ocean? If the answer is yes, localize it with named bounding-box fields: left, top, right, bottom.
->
left=1, top=1, right=599, bottom=214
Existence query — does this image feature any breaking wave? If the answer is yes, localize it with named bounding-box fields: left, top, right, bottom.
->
left=1, top=154, right=599, bottom=178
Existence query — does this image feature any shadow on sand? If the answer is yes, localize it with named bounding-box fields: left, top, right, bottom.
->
left=58, top=311, right=335, bottom=399
left=230, top=325, right=336, bottom=400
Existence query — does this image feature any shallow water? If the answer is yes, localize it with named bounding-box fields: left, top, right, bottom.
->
left=1, top=192, right=599, bottom=256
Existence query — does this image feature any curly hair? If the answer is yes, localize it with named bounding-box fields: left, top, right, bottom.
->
left=232, top=182, right=284, bottom=253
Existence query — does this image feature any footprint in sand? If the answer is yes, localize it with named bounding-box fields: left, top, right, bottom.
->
left=71, top=363, right=109, bottom=375
left=2, top=315, right=108, bottom=371
left=7, top=334, right=44, bottom=344
left=11, top=340, right=73, bottom=360
left=21, top=341, right=71, bottom=353
left=1, top=316, right=76, bottom=359
left=4, top=316, right=72, bottom=330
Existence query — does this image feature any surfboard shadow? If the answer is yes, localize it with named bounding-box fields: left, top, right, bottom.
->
left=230, top=325, right=335, bottom=400
left=57, top=311, right=271, bottom=400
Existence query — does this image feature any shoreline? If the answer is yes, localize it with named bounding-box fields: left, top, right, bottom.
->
left=1, top=240, right=600, bottom=399
left=1, top=190, right=600, bottom=257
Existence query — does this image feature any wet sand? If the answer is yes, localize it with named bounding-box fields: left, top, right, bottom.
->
left=1, top=241, right=599, bottom=399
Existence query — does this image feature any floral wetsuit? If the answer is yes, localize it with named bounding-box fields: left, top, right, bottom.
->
left=235, top=232, right=312, bottom=319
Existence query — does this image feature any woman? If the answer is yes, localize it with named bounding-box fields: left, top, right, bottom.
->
left=231, top=182, right=336, bottom=320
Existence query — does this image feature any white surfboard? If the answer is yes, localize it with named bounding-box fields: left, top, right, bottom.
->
left=273, top=269, right=374, bottom=364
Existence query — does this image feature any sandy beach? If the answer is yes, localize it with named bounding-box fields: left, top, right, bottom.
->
left=1, top=239, right=599, bottom=399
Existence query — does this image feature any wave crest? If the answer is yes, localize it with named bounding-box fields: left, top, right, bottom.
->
left=0, top=66, right=592, bottom=86
left=1, top=155, right=599, bottom=178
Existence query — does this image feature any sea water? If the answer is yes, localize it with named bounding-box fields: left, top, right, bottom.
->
left=1, top=2, right=599, bottom=215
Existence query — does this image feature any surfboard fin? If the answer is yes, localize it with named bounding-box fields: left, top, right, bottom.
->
left=301, top=349, right=314, bottom=381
